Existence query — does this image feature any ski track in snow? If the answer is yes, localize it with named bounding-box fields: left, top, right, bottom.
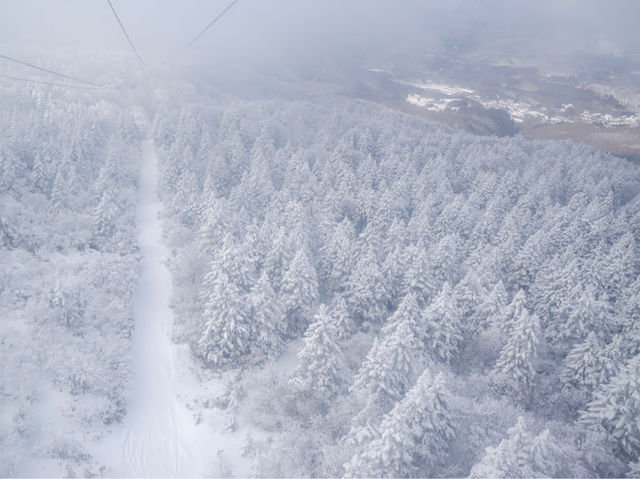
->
left=122, top=138, right=198, bottom=477
left=87, top=138, right=251, bottom=477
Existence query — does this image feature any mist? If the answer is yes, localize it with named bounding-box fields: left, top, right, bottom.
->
left=1, top=0, right=638, bottom=75
left=2, top=1, right=640, bottom=477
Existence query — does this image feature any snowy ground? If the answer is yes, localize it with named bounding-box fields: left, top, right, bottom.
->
left=87, top=139, right=250, bottom=477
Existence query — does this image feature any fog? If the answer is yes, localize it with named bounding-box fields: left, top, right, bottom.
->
left=1, top=0, right=638, bottom=74
left=2, top=1, right=640, bottom=478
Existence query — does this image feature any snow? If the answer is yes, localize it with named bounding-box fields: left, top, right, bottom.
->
left=398, top=80, right=475, bottom=96
left=88, top=139, right=249, bottom=477
left=407, top=93, right=460, bottom=111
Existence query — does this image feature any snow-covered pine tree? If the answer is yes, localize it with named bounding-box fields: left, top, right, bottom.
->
left=51, top=169, right=67, bottom=211
left=381, top=292, right=423, bottom=340
left=290, top=304, right=346, bottom=399
left=206, top=154, right=233, bottom=198
left=213, top=233, right=258, bottom=292
left=93, top=190, right=118, bottom=240
left=331, top=295, right=356, bottom=341
left=31, top=152, right=50, bottom=193
left=469, top=417, right=571, bottom=478
left=422, top=282, right=463, bottom=363
left=492, top=306, right=540, bottom=399
left=344, top=371, right=454, bottom=478
left=382, top=242, right=410, bottom=308
left=351, top=321, right=419, bottom=420
left=430, top=233, right=463, bottom=285
left=560, top=331, right=612, bottom=395
left=471, top=280, right=507, bottom=332
left=262, top=227, right=292, bottom=293
left=198, top=269, right=251, bottom=367
left=454, top=272, right=485, bottom=325
left=280, top=247, right=319, bottom=337
left=580, top=355, right=640, bottom=462
left=248, top=272, right=285, bottom=363
left=603, top=232, right=638, bottom=302
left=403, top=244, right=438, bottom=307
left=496, top=288, right=527, bottom=337
left=196, top=197, right=228, bottom=255
left=0, top=147, right=17, bottom=194
left=345, top=246, right=390, bottom=325
left=547, top=282, right=612, bottom=346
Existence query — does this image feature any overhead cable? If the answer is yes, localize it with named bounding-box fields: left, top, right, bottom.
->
left=169, top=0, right=240, bottom=62
left=0, top=72, right=103, bottom=90
left=0, top=53, right=116, bottom=89
left=106, top=0, right=145, bottom=65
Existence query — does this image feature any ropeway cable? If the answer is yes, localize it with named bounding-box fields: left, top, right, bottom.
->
left=168, top=0, right=240, bottom=62
left=0, top=72, right=104, bottom=90
left=106, top=0, right=145, bottom=65
left=0, top=53, right=117, bottom=89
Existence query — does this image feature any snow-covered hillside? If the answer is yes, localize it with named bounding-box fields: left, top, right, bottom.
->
left=1, top=52, right=639, bottom=477
left=152, top=93, right=640, bottom=476
left=0, top=73, right=141, bottom=476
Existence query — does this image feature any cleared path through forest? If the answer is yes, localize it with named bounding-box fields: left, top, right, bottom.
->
left=89, top=138, right=249, bottom=477
left=119, top=139, right=209, bottom=476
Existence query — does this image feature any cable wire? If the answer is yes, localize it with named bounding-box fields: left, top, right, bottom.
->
left=106, top=0, right=145, bottom=65
left=0, top=53, right=116, bottom=89
left=0, top=72, right=103, bottom=90
left=169, top=0, right=240, bottom=62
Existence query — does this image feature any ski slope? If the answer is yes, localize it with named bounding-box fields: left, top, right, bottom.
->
left=119, top=139, right=195, bottom=476
left=88, top=138, right=251, bottom=477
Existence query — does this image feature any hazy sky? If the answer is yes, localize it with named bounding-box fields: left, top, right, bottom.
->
left=0, top=1, right=638, bottom=72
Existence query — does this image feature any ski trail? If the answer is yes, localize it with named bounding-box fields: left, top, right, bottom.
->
left=89, top=138, right=250, bottom=477
left=119, top=139, right=204, bottom=477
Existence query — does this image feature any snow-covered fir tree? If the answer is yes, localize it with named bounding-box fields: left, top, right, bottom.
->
left=280, top=247, right=319, bottom=336
left=492, top=306, right=541, bottom=398
left=580, top=355, right=640, bottom=463
left=290, top=304, right=346, bottom=399
left=198, top=269, right=251, bottom=367
left=344, top=371, right=454, bottom=478
left=422, top=282, right=463, bottom=363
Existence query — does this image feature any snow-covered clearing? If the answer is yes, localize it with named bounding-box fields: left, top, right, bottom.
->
left=89, top=139, right=249, bottom=477
left=397, top=80, right=475, bottom=95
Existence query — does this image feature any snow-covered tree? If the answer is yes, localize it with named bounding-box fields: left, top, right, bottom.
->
left=198, top=270, right=251, bottom=367
left=290, top=305, right=346, bottom=399
left=382, top=242, right=410, bottom=307
left=381, top=292, right=423, bottom=341
left=211, top=233, right=257, bottom=292
left=496, top=288, right=528, bottom=337
left=492, top=306, right=540, bottom=398
left=560, top=332, right=613, bottom=395
left=93, top=190, right=118, bottom=239
left=51, top=169, right=67, bottom=210
left=402, top=245, right=438, bottom=306
left=331, top=296, right=356, bottom=341
left=249, top=273, right=285, bottom=362
left=351, top=321, right=419, bottom=417
left=422, top=283, right=463, bottom=363
left=31, top=152, right=50, bottom=193
left=580, top=355, right=640, bottom=462
left=262, top=226, right=292, bottom=292
left=471, top=280, right=507, bottom=332
left=546, top=283, right=612, bottom=346
left=345, top=246, right=390, bottom=325
left=344, top=371, right=454, bottom=478
left=454, top=272, right=486, bottom=324
left=603, top=232, right=639, bottom=302
left=469, top=417, right=572, bottom=478
left=280, top=248, right=319, bottom=336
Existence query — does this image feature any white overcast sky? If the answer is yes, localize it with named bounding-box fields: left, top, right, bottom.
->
left=0, top=1, right=638, bottom=69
